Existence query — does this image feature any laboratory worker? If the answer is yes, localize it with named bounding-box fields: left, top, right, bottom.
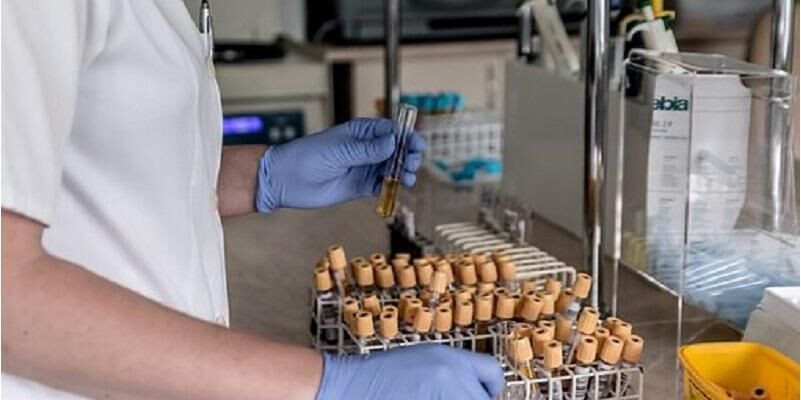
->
left=1, top=1, right=504, bottom=399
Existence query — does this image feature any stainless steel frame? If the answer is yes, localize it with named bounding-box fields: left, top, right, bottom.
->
left=582, top=0, right=610, bottom=309
left=383, top=0, right=401, bottom=118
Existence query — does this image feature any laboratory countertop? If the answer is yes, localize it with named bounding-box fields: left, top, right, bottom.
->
left=222, top=171, right=741, bottom=397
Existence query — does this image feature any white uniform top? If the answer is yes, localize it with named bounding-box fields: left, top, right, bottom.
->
left=2, top=1, right=228, bottom=398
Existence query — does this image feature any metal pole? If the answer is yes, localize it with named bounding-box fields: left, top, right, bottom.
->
left=384, top=0, right=401, bottom=118
left=582, top=0, right=610, bottom=309
left=766, top=0, right=795, bottom=230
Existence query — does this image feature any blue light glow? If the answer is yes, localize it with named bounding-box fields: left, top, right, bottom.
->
left=223, top=115, right=264, bottom=136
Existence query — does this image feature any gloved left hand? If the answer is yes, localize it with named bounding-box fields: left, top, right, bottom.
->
left=256, top=118, right=425, bottom=212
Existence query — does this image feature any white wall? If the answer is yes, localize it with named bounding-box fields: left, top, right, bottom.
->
left=182, top=0, right=304, bottom=42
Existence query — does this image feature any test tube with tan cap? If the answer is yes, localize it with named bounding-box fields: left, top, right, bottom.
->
left=545, top=279, right=562, bottom=297
left=459, top=262, right=478, bottom=286
left=478, top=261, right=498, bottom=284
left=327, top=245, right=351, bottom=296
left=563, top=273, right=593, bottom=322
left=341, top=297, right=360, bottom=330
left=414, top=259, right=434, bottom=288
left=538, top=340, right=565, bottom=400
left=532, top=327, right=553, bottom=360
left=402, top=298, right=423, bottom=334
left=378, top=309, right=399, bottom=348
left=427, top=270, right=448, bottom=308
left=432, top=305, right=452, bottom=340
left=508, top=334, right=538, bottom=398
left=594, top=336, right=624, bottom=398
left=354, top=262, right=376, bottom=294
left=617, top=335, right=644, bottom=396
left=567, top=307, right=600, bottom=363
left=539, top=291, right=557, bottom=320
left=354, top=311, right=375, bottom=341
left=495, top=292, right=517, bottom=336
left=612, top=321, right=633, bottom=341
left=593, top=327, right=611, bottom=358
left=452, top=300, right=474, bottom=349
left=572, top=336, right=598, bottom=400
left=313, top=266, right=337, bottom=343
left=519, top=291, right=544, bottom=324
left=496, top=254, right=518, bottom=291
left=361, top=291, right=381, bottom=317
left=473, top=292, right=494, bottom=353
left=410, top=306, right=433, bottom=343
left=374, top=263, right=395, bottom=298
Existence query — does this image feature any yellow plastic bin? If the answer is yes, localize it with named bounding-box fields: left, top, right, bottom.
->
left=679, top=342, right=799, bottom=400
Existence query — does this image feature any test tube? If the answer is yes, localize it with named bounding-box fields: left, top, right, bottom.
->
left=376, top=104, right=418, bottom=218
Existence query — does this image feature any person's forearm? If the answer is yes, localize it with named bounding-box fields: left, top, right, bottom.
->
left=217, top=145, right=267, bottom=217
left=2, top=213, right=321, bottom=399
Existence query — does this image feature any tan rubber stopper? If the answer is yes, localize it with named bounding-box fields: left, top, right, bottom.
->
left=327, top=245, right=348, bottom=271
left=623, top=335, right=644, bottom=363
left=543, top=340, right=564, bottom=370
left=314, top=267, right=333, bottom=292
left=532, top=328, right=552, bottom=356
left=369, top=253, right=387, bottom=266
left=555, top=314, right=573, bottom=342
left=438, top=296, right=453, bottom=309
left=362, top=292, right=381, bottom=316
left=555, top=289, right=575, bottom=314
left=350, top=256, right=368, bottom=277
left=540, top=291, right=556, bottom=316
left=599, top=336, right=624, bottom=364
left=430, top=271, right=448, bottom=294
left=577, top=307, right=600, bottom=335
left=455, top=288, right=474, bottom=304
left=391, top=258, right=409, bottom=275
left=519, top=294, right=544, bottom=322
left=398, top=292, right=416, bottom=317
left=355, top=263, right=375, bottom=287
left=538, top=320, right=555, bottom=339
left=478, top=261, right=498, bottom=283
left=521, top=279, right=538, bottom=293
left=434, top=306, right=453, bottom=332
left=594, top=327, right=611, bottom=356
left=512, top=325, right=534, bottom=349
left=495, top=294, right=516, bottom=320
left=434, top=260, right=454, bottom=283
left=342, top=297, right=360, bottom=324
left=415, top=263, right=434, bottom=287
left=572, top=273, right=592, bottom=299
left=375, top=264, right=395, bottom=289
left=477, top=281, right=496, bottom=295
left=575, top=336, right=598, bottom=365
left=493, top=287, right=510, bottom=299
left=413, top=258, right=429, bottom=267
left=603, top=317, right=621, bottom=332
left=398, top=265, right=417, bottom=289
left=545, top=279, right=562, bottom=297
left=379, top=311, right=398, bottom=338
left=511, top=336, right=534, bottom=363
left=474, top=292, right=494, bottom=322
left=472, top=253, right=489, bottom=266
left=382, top=305, right=398, bottom=317
left=453, top=301, right=474, bottom=326
left=459, top=263, right=478, bottom=285
left=355, top=311, right=375, bottom=338
left=395, top=252, right=411, bottom=261
left=413, top=307, right=434, bottom=333
left=498, top=260, right=516, bottom=282
left=613, top=321, right=633, bottom=340
left=403, top=298, right=422, bottom=325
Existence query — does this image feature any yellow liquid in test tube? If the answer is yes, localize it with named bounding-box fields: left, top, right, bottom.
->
left=376, top=177, right=401, bottom=217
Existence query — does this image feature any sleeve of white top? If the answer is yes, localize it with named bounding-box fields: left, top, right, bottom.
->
left=1, top=1, right=109, bottom=225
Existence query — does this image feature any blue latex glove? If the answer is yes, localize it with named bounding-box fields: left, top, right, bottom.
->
left=256, top=118, right=425, bottom=212
left=316, top=345, right=505, bottom=400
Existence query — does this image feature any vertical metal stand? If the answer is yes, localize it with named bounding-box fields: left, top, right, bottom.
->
left=384, top=0, right=401, bottom=119
left=766, top=0, right=796, bottom=230
left=582, top=0, right=610, bottom=309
